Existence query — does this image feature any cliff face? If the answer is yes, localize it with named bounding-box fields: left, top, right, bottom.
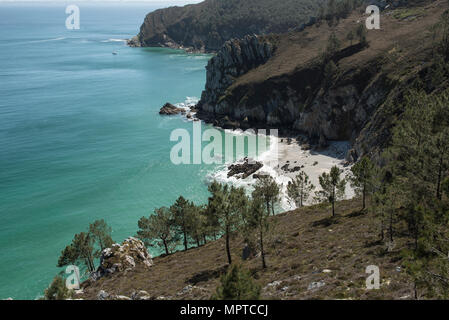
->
left=128, top=0, right=325, bottom=52
left=198, top=41, right=392, bottom=147
left=196, top=0, right=447, bottom=160
left=199, top=35, right=275, bottom=115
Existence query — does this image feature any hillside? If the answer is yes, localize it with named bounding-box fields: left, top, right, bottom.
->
left=78, top=198, right=414, bottom=300
left=196, top=0, right=449, bottom=161
left=128, top=0, right=331, bottom=52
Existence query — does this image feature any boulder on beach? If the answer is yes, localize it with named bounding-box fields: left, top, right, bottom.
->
left=159, top=103, right=184, bottom=115
left=228, top=158, right=263, bottom=179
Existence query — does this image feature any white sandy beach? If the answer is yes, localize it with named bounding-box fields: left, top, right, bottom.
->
left=207, top=133, right=355, bottom=211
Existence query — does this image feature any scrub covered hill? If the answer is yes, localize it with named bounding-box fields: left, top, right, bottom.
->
left=129, top=0, right=364, bottom=52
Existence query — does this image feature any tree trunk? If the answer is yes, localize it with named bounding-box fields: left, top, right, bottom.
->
left=332, top=187, right=336, bottom=217
left=225, top=227, right=232, bottom=265
left=380, top=218, right=385, bottom=241
left=163, top=239, right=169, bottom=255
left=389, top=209, right=394, bottom=242
left=332, top=200, right=335, bottom=217
left=183, top=228, right=188, bottom=251
left=437, top=154, right=443, bottom=200
left=260, top=228, right=266, bottom=269
left=362, top=184, right=366, bottom=210
left=271, top=201, right=275, bottom=216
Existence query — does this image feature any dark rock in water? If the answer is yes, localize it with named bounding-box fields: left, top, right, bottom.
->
left=228, top=158, right=263, bottom=179
left=253, top=173, right=270, bottom=180
left=159, top=103, right=184, bottom=115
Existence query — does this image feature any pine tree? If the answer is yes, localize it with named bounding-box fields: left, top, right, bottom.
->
left=170, top=196, right=191, bottom=251
left=43, top=275, right=73, bottom=300
left=253, top=176, right=280, bottom=216
left=208, top=181, right=248, bottom=265
left=57, top=232, right=96, bottom=273
left=287, top=171, right=315, bottom=208
left=316, top=166, right=346, bottom=217
left=213, top=264, right=261, bottom=300
left=248, top=194, right=271, bottom=268
left=349, top=156, right=375, bottom=210
left=89, top=219, right=113, bottom=254
left=137, top=207, right=178, bottom=255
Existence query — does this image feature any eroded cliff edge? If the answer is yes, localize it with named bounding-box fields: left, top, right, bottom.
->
left=196, top=1, right=448, bottom=161
left=128, top=0, right=325, bottom=52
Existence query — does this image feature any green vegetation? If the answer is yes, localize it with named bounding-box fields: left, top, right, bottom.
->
left=349, top=157, right=375, bottom=210
left=212, top=264, right=261, bottom=300
left=316, top=166, right=346, bottom=217
left=392, top=7, right=425, bottom=20
left=137, top=207, right=178, bottom=255
left=252, top=175, right=281, bottom=216
left=287, top=171, right=315, bottom=208
left=57, top=220, right=113, bottom=273
left=247, top=193, right=271, bottom=269
left=43, top=276, right=73, bottom=300
left=137, top=0, right=367, bottom=51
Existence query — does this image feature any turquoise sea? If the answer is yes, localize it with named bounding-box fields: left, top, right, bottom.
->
left=0, top=1, right=225, bottom=299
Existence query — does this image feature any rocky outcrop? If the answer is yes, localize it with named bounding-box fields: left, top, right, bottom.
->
left=199, top=35, right=274, bottom=114
left=159, top=102, right=184, bottom=115
left=128, top=0, right=324, bottom=52
left=93, top=237, right=153, bottom=280
left=196, top=35, right=396, bottom=161
left=228, top=158, right=263, bottom=179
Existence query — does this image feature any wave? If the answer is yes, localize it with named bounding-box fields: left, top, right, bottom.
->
left=101, top=38, right=128, bottom=43
left=174, top=96, right=199, bottom=111
left=205, top=134, right=294, bottom=211
left=11, top=37, right=66, bottom=45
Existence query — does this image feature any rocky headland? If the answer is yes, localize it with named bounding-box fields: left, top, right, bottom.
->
left=194, top=0, right=448, bottom=163
left=127, top=0, right=326, bottom=53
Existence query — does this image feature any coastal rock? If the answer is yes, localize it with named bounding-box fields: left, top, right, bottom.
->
left=307, top=281, right=326, bottom=291
left=228, top=158, right=263, bottom=179
left=159, top=103, right=184, bottom=115
left=97, top=290, right=109, bottom=300
left=197, top=35, right=275, bottom=117
left=195, top=33, right=394, bottom=162
left=129, top=1, right=319, bottom=52
left=131, top=290, right=152, bottom=300
left=93, top=237, right=153, bottom=280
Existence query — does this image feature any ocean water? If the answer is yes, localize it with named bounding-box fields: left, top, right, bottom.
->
left=0, top=2, right=224, bottom=300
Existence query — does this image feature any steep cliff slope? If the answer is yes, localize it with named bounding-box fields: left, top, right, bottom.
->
left=128, top=0, right=328, bottom=52
left=196, top=0, right=448, bottom=160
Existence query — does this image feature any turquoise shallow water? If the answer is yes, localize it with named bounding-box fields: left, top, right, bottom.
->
left=0, top=2, right=220, bottom=299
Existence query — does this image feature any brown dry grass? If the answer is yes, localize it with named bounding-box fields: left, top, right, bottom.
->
left=232, top=0, right=447, bottom=89
left=81, top=198, right=415, bottom=300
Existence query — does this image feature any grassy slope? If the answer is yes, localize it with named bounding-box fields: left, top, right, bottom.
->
left=232, top=0, right=445, bottom=89
left=81, top=198, right=414, bottom=300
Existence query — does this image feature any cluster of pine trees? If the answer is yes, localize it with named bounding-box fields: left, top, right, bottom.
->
left=136, top=176, right=282, bottom=269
